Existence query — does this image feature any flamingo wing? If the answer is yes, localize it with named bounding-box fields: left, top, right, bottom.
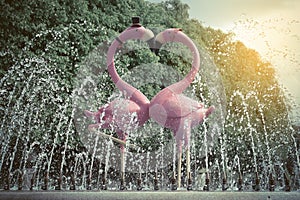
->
left=84, top=98, right=140, bottom=130
left=162, top=94, right=204, bottom=118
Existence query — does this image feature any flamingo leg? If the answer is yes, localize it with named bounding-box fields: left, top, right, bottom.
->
left=120, top=146, right=126, bottom=190
left=186, top=147, right=192, bottom=190
left=183, top=121, right=192, bottom=190
left=116, top=130, right=127, bottom=190
left=177, top=149, right=182, bottom=188
left=186, top=148, right=190, bottom=177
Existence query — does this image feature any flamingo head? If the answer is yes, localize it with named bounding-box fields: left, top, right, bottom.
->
left=155, top=28, right=182, bottom=44
left=141, top=28, right=155, bottom=42
left=130, top=17, right=154, bottom=41
left=121, top=27, right=154, bottom=43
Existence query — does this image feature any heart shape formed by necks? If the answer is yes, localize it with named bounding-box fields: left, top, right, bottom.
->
left=84, top=17, right=215, bottom=190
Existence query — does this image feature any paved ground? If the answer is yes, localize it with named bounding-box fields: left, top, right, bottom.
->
left=0, top=191, right=300, bottom=200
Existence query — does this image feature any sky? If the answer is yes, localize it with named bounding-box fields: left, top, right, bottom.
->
left=149, top=0, right=300, bottom=125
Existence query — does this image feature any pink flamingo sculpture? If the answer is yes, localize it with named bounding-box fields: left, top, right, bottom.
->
left=84, top=17, right=154, bottom=190
left=149, top=29, right=215, bottom=190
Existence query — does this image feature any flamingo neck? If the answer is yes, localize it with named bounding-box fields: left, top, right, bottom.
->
left=107, top=39, right=149, bottom=106
left=168, top=43, right=200, bottom=94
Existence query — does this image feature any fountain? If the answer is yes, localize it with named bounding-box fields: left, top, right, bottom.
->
left=0, top=17, right=299, bottom=200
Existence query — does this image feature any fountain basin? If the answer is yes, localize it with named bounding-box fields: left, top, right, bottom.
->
left=0, top=191, right=300, bottom=200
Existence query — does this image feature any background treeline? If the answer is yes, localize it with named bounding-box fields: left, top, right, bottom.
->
left=0, top=0, right=298, bottom=190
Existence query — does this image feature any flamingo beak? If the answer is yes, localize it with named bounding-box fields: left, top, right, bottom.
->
left=141, top=28, right=154, bottom=42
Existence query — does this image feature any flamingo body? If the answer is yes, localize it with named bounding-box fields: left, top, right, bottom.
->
left=85, top=25, right=153, bottom=141
left=149, top=29, right=214, bottom=149
left=85, top=98, right=149, bottom=141
left=149, top=28, right=215, bottom=189
left=84, top=21, right=154, bottom=190
left=150, top=88, right=214, bottom=149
